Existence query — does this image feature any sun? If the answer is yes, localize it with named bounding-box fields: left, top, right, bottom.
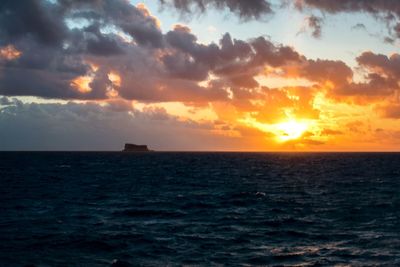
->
left=275, top=120, right=308, bottom=142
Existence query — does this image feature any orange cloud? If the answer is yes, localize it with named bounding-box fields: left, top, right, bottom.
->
left=136, top=3, right=162, bottom=29
left=70, top=76, right=93, bottom=93
left=0, top=45, right=21, bottom=60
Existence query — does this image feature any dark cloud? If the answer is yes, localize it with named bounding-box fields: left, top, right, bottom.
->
left=306, top=15, right=323, bottom=38
left=0, top=38, right=106, bottom=99
left=0, top=0, right=162, bottom=100
left=299, top=59, right=353, bottom=86
left=109, top=2, right=163, bottom=48
left=384, top=36, right=395, bottom=44
left=82, top=24, right=125, bottom=56
left=159, top=0, right=273, bottom=20
left=250, top=37, right=301, bottom=67
left=324, top=51, right=400, bottom=101
left=230, top=75, right=259, bottom=88
left=357, top=52, right=400, bottom=79
left=164, top=26, right=295, bottom=85
left=161, top=0, right=400, bottom=42
left=394, top=22, right=400, bottom=38
left=0, top=0, right=67, bottom=46
left=295, top=0, right=400, bottom=16
left=219, top=33, right=252, bottom=62
left=296, top=0, right=400, bottom=40
left=352, top=23, right=367, bottom=31
left=162, top=53, right=210, bottom=81
left=0, top=1, right=303, bottom=103
left=211, top=35, right=301, bottom=88
left=0, top=67, right=79, bottom=99
left=334, top=73, right=398, bottom=98
left=60, top=0, right=164, bottom=48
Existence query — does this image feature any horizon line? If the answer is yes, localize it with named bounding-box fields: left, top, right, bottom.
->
left=1, top=150, right=400, bottom=153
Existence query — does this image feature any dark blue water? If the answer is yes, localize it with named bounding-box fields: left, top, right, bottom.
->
left=0, top=152, right=399, bottom=266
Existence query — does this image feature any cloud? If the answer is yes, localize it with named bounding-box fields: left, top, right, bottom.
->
left=0, top=0, right=165, bottom=100
left=0, top=0, right=304, bottom=106
left=335, top=73, right=398, bottom=98
left=357, top=51, right=400, bottom=79
left=324, top=52, right=400, bottom=101
left=373, top=128, right=400, bottom=143
left=295, top=0, right=400, bottom=40
left=306, top=15, right=323, bottom=38
left=352, top=23, right=367, bottom=31
left=162, top=0, right=400, bottom=43
left=6, top=0, right=388, bottom=115
left=346, top=121, right=365, bottom=133
left=299, top=59, right=353, bottom=86
left=159, top=0, right=273, bottom=20
left=271, top=51, right=400, bottom=103
left=376, top=103, right=400, bottom=119
left=321, top=129, right=344, bottom=136
left=0, top=45, right=22, bottom=60
left=0, top=0, right=67, bottom=46
left=162, top=27, right=301, bottom=87
left=295, top=0, right=400, bottom=16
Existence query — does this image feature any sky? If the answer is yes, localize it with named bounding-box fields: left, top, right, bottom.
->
left=1, top=0, right=400, bottom=151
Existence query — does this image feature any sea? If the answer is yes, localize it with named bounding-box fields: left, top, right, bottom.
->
left=0, top=152, right=399, bottom=266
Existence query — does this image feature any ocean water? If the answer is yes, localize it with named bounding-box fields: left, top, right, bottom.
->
left=0, top=152, right=399, bottom=266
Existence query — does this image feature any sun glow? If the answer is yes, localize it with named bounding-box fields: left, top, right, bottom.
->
left=0, top=45, right=21, bottom=60
left=240, top=117, right=313, bottom=144
left=275, top=120, right=309, bottom=142
left=70, top=76, right=92, bottom=93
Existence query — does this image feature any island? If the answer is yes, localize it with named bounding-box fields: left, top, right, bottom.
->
left=122, top=143, right=152, bottom=152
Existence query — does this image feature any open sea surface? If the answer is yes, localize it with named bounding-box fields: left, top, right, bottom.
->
left=0, top=152, right=399, bottom=266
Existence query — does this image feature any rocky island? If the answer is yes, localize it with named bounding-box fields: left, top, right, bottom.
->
left=122, top=143, right=152, bottom=152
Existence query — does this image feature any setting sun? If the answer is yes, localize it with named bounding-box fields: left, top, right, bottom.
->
left=275, top=120, right=309, bottom=142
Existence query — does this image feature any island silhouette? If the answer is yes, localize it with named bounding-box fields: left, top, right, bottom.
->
left=122, top=143, right=152, bottom=152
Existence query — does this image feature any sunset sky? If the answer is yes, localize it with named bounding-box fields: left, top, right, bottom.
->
left=1, top=0, right=400, bottom=151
